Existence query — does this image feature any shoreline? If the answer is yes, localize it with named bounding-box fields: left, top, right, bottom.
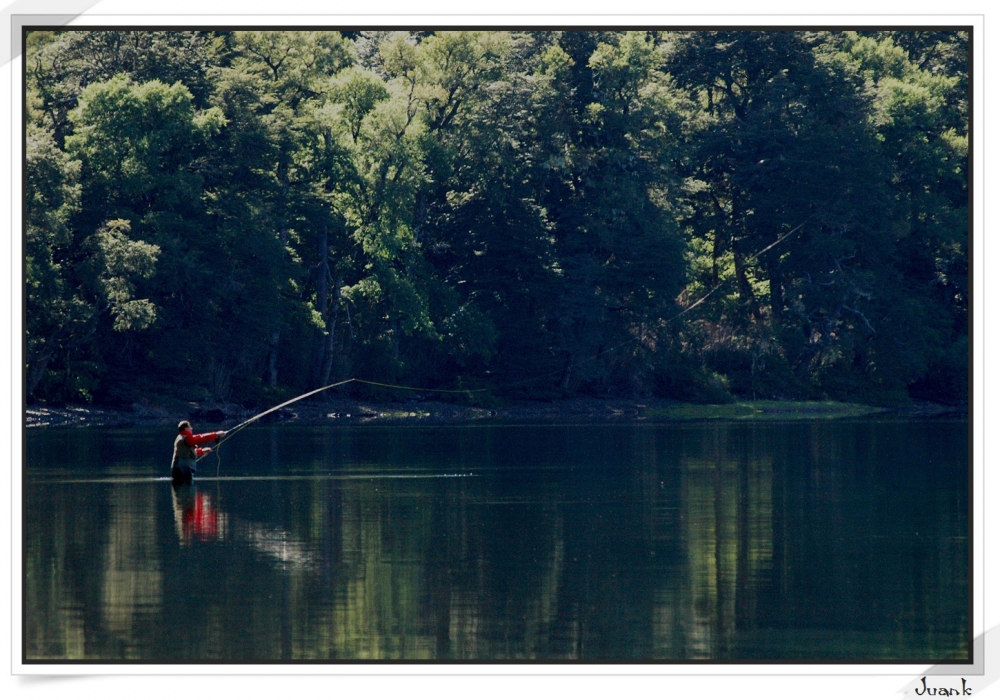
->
left=24, top=397, right=966, bottom=429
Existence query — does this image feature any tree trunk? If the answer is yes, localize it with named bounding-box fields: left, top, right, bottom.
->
left=732, top=245, right=758, bottom=314
left=320, top=273, right=343, bottom=386
left=311, top=226, right=330, bottom=387
left=708, top=192, right=731, bottom=290
left=766, top=250, right=783, bottom=320
left=390, top=319, right=401, bottom=361
left=268, top=331, right=280, bottom=388
left=268, top=224, right=289, bottom=388
left=560, top=354, right=574, bottom=391
left=711, top=228, right=725, bottom=287
left=26, top=344, right=56, bottom=399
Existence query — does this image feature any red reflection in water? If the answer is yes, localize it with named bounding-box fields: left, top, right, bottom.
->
left=185, top=492, right=218, bottom=539
left=172, top=486, right=227, bottom=545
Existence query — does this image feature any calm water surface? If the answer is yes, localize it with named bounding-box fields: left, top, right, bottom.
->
left=24, top=420, right=968, bottom=662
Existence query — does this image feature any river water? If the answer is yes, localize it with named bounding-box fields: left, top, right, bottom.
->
left=23, top=419, right=969, bottom=663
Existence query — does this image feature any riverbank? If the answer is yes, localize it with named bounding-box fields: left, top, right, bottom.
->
left=24, top=396, right=965, bottom=429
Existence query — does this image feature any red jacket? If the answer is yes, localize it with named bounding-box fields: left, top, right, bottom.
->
left=175, top=428, right=223, bottom=460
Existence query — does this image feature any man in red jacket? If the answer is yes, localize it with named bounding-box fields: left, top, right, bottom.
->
left=171, top=420, right=226, bottom=484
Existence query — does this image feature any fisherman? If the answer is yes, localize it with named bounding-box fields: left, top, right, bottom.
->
left=171, top=420, right=226, bottom=484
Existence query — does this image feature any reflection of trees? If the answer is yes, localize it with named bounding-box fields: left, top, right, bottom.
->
left=670, top=426, right=774, bottom=658
left=27, top=481, right=166, bottom=659
left=765, top=422, right=969, bottom=660
left=24, top=423, right=967, bottom=661
left=25, top=485, right=93, bottom=659
left=663, top=421, right=968, bottom=661
left=102, top=484, right=163, bottom=646
left=320, top=480, right=438, bottom=658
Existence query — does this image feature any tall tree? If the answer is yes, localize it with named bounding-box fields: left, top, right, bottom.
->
left=28, top=30, right=224, bottom=146
left=26, top=121, right=161, bottom=401
left=63, top=75, right=223, bottom=401
left=666, top=31, right=910, bottom=400
left=538, top=32, right=687, bottom=394
left=834, top=31, right=969, bottom=402
left=222, top=31, right=354, bottom=392
left=22, top=29, right=968, bottom=407
left=25, top=123, right=84, bottom=398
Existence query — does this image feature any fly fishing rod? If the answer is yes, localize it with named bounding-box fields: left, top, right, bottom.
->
left=196, top=378, right=355, bottom=462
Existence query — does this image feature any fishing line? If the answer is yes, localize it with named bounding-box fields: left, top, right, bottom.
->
left=486, top=211, right=818, bottom=391
left=659, top=214, right=814, bottom=325
left=196, top=211, right=818, bottom=468
left=196, top=377, right=490, bottom=466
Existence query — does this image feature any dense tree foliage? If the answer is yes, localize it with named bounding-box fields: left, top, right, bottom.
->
left=24, top=29, right=969, bottom=407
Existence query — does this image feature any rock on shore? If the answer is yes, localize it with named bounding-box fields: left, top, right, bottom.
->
left=24, top=397, right=964, bottom=429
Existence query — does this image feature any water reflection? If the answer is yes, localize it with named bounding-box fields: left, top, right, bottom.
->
left=673, top=441, right=774, bottom=658
left=173, top=483, right=319, bottom=576
left=24, top=422, right=968, bottom=661
left=172, top=485, right=227, bottom=545
left=103, top=483, right=163, bottom=642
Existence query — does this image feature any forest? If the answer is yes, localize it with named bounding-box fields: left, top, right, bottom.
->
left=24, top=29, right=969, bottom=409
